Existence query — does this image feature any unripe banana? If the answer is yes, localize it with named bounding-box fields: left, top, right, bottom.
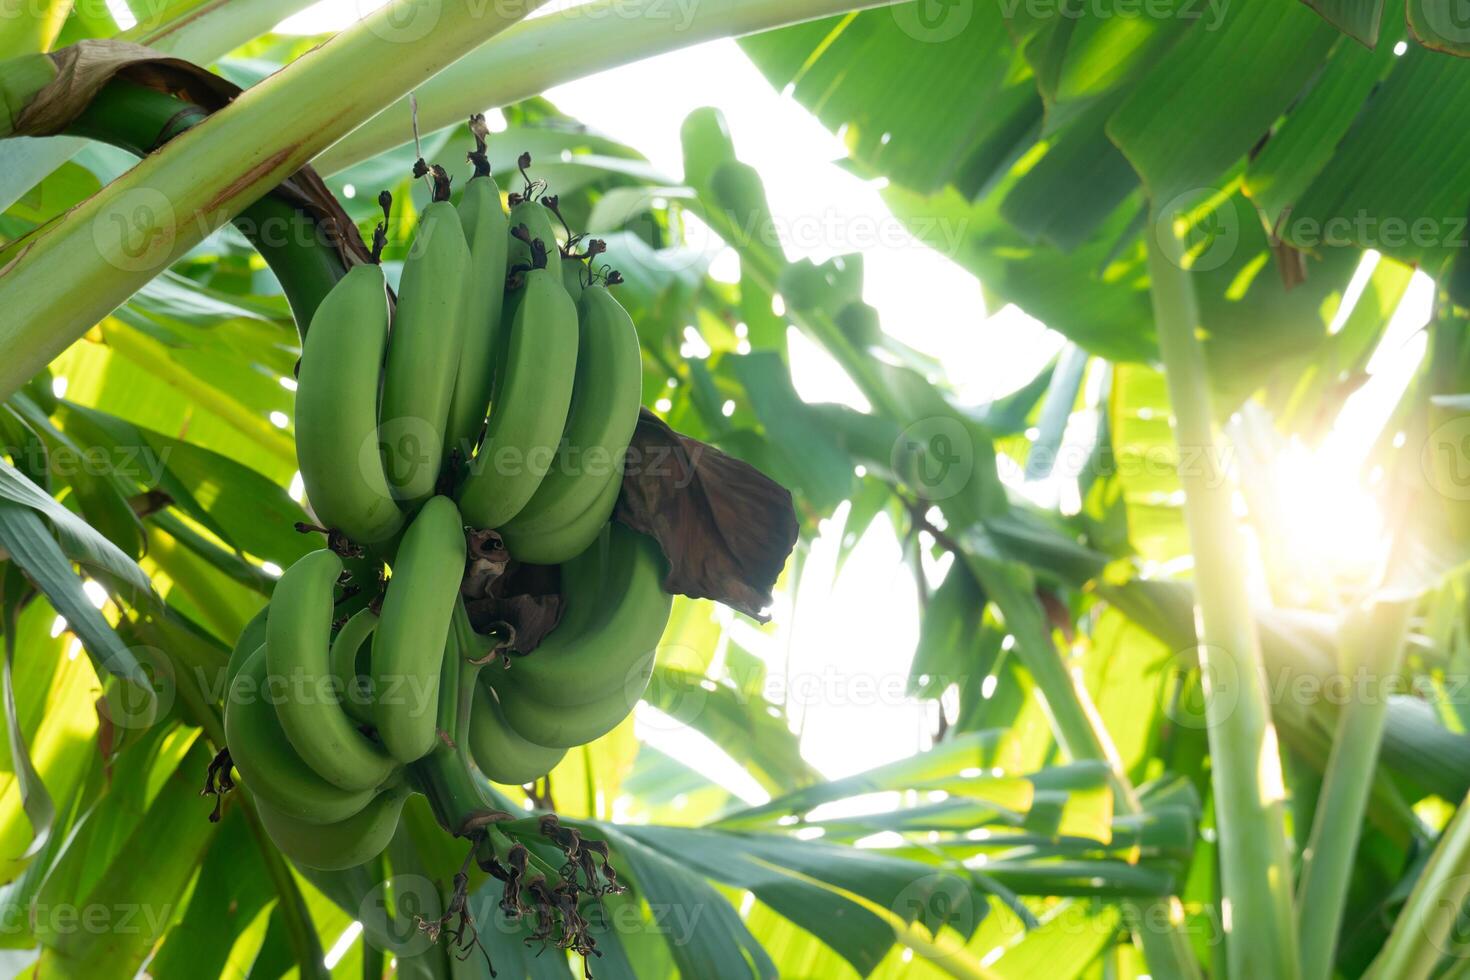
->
left=225, top=646, right=379, bottom=825
left=456, top=268, right=578, bottom=529
left=267, top=550, right=396, bottom=791
left=493, top=652, right=654, bottom=749
left=226, top=604, right=270, bottom=694
left=560, top=254, right=586, bottom=296
left=507, top=198, right=558, bottom=271
left=255, top=782, right=412, bottom=871
left=497, top=283, right=641, bottom=563
left=330, top=607, right=378, bottom=727
left=498, top=461, right=620, bottom=566
left=295, top=263, right=403, bottom=546
left=445, top=174, right=509, bottom=462
left=372, top=495, right=466, bottom=763
left=380, top=201, right=471, bottom=505
left=497, top=524, right=670, bottom=706
left=467, top=680, right=566, bottom=785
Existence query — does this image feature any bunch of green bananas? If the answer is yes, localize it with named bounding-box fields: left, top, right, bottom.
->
left=225, top=148, right=671, bottom=875
left=222, top=494, right=464, bottom=870
left=294, top=152, right=643, bottom=567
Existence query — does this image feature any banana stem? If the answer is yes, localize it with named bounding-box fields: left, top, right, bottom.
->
left=1296, top=599, right=1412, bottom=980
left=314, top=0, right=904, bottom=175
left=411, top=601, right=493, bottom=837
left=60, top=80, right=351, bottom=332
left=1147, top=206, right=1300, bottom=979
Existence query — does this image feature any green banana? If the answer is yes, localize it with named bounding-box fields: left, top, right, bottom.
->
left=445, top=173, right=509, bottom=461
left=225, top=646, right=380, bottom=825
left=507, top=198, right=558, bottom=271
left=498, top=459, right=621, bottom=566
left=226, top=603, right=270, bottom=694
left=380, top=200, right=471, bottom=505
left=467, top=680, right=566, bottom=785
left=267, top=550, right=396, bottom=792
left=295, top=263, right=403, bottom=546
left=497, top=283, right=641, bottom=562
left=456, top=267, right=578, bottom=529
left=372, top=495, right=466, bottom=763
left=492, top=651, right=655, bottom=749
left=255, top=783, right=412, bottom=871
left=560, top=253, right=587, bottom=296
left=330, top=607, right=378, bottom=727
left=496, top=524, right=671, bottom=706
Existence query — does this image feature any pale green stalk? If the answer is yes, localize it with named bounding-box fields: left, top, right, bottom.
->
left=1368, top=789, right=1470, bottom=979
left=0, top=0, right=550, bottom=400
left=1147, top=207, right=1301, bottom=979
left=314, top=0, right=902, bottom=174
left=1297, top=599, right=1412, bottom=980
left=123, top=0, right=322, bottom=57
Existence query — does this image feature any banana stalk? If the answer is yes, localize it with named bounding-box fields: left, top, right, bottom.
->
left=314, top=0, right=905, bottom=175
left=1147, top=208, right=1300, bottom=979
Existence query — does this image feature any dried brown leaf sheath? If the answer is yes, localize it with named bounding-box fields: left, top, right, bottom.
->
left=615, top=409, right=798, bottom=622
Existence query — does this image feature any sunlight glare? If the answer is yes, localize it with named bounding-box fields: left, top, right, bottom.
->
left=1266, top=440, right=1388, bottom=599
